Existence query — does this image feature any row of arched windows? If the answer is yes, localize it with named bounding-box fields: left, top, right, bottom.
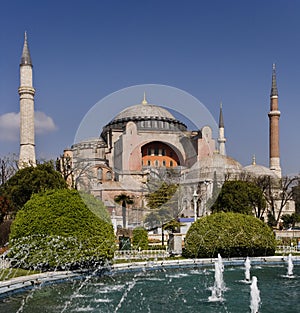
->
left=143, top=159, right=175, bottom=167
left=97, top=168, right=112, bottom=181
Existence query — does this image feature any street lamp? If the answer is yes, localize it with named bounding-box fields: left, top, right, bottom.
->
left=193, top=190, right=198, bottom=222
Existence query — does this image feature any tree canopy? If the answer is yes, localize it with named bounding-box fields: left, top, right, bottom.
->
left=183, top=212, right=276, bottom=258
left=144, top=182, right=179, bottom=228
left=211, top=180, right=266, bottom=217
left=132, top=227, right=148, bottom=250
left=0, top=162, right=67, bottom=214
left=9, top=189, right=115, bottom=270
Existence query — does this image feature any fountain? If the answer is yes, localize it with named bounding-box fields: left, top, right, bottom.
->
left=245, top=256, right=251, bottom=282
left=0, top=257, right=300, bottom=312
left=208, top=253, right=225, bottom=302
left=250, top=276, right=261, bottom=313
left=287, top=253, right=294, bottom=277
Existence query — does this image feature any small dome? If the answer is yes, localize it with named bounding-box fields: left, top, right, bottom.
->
left=112, top=104, right=176, bottom=122
left=200, top=153, right=243, bottom=173
left=243, top=164, right=278, bottom=178
left=184, top=153, right=242, bottom=182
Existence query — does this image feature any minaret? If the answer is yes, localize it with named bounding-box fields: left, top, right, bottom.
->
left=268, top=64, right=281, bottom=178
left=19, top=32, right=36, bottom=167
left=218, top=102, right=226, bottom=156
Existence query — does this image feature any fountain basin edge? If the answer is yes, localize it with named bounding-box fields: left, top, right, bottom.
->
left=1, top=255, right=299, bottom=299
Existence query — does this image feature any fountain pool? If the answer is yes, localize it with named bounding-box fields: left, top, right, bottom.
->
left=1, top=263, right=299, bottom=313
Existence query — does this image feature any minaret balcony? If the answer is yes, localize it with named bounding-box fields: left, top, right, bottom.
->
left=268, top=110, right=281, bottom=117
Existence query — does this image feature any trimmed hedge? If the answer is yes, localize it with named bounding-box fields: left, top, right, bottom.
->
left=183, top=212, right=276, bottom=258
left=132, top=227, right=148, bottom=250
left=9, top=189, right=115, bottom=270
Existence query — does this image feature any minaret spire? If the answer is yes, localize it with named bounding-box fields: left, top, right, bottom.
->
left=20, top=31, right=32, bottom=66
left=271, top=63, right=278, bottom=97
left=218, top=102, right=226, bottom=156
left=219, top=102, right=224, bottom=128
left=268, top=63, right=281, bottom=177
left=19, top=32, right=36, bottom=167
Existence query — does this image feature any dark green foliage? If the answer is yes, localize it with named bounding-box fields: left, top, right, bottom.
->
left=281, top=213, right=300, bottom=229
left=119, top=236, right=131, bottom=250
left=144, top=182, right=179, bottom=229
left=183, top=212, right=276, bottom=258
left=211, top=180, right=266, bottom=216
left=0, top=195, right=10, bottom=223
left=0, top=220, right=12, bottom=246
left=146, top=182, right=178, bottom=210
left=132, top=227, right=148, bottom=250
left=9, top=189, right=115, bottom=270
left=79, top=191, right=111, bottom=223
left=0, top=162, right=67, bottom=213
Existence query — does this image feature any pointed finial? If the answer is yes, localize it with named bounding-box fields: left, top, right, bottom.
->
left=252, top=155, right=256, bottom=165
left=271, top=63, right=278, bottom=97
left=219, top=102, right=224, bottom=128
left=20, top=31, right=32, bottom=66
left=141, top=92, right=148, bottom=105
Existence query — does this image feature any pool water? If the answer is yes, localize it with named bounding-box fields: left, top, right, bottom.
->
left=1, top=264, right=299, bottom=313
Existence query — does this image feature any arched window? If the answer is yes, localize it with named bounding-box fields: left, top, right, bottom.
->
left=155, top=160, right=159, bottom=167
left=106, top=171, right=112, bottom=180
left=170, top=161, right=173, bottom=167
left=97, top=168, right=103, bottom=180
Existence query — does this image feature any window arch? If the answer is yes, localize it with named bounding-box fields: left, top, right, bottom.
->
left=97, top=168, right=103, bottom=180
left=106, top=171, right=112, bottom=180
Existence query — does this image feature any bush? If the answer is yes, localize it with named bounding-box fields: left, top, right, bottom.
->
left=183, top=212, right=276, bottom=258
left=9, top=189, right=115, bottom=270
left=1, top=162, right=67, bottom=213
left=132, top=227, right=148, bottom=250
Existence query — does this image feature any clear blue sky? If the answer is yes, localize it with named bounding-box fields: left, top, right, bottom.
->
left=1, top=0, right=300, bottom=175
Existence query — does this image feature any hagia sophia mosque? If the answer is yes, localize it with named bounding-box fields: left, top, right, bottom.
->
left=17, top=33, right=294, bottom=230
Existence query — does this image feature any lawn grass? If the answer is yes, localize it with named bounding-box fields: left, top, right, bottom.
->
left=0, top=268, right=40, bottom=281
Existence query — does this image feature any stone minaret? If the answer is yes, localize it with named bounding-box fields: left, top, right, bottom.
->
left=19, top=32, right=36, bottom=167
left=268, top=64, right=281, bottom=178
left=218, top=102, right=226, bottom=156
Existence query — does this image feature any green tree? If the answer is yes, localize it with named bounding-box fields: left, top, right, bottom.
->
left=0, top=162, right=67, bottom=215
left=281, top=213, right=300, bottom=229
left=211, top=180, right=266, bottom=217
left=183, top=212, right=276, bottom=258
left=146, top=182, right=178, bottom=211
left=9, top=189, right=115, bottom=270
left=145, top=182, right=179, bottom=246
left=132, top=227, right=148, bottom=250
left=238, top=173, right=299, bottom=225
left=114, top=193, right=134, bottom=228
left=0, top=195, right=10, bottom=223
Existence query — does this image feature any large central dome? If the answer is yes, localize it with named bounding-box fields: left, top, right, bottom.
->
left=112, top=103, right=176, bottom=122
left=101, top=96, right=188, bottom=141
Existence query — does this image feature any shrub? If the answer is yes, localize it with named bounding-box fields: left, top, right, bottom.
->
left=9, top=189, right=115, bottom=270
left=183, top=212, right=276, bottom=258
left=132, top=227, right=148, bottom=250
left=1, top=162, right=67, bottom=213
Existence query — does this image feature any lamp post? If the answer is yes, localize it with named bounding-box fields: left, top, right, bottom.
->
left=193, top=190, right=198, bottom=222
